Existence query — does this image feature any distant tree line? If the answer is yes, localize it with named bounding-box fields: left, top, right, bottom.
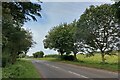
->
left=2, top=2, right=42, bottom=67
left=43, top=3, right=120, bottom=63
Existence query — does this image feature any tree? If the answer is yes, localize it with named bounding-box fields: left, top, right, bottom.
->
left=19, top=53, right=26, bottom=58
left=2, top=2, right=42, bottom=25
left=2, top=24, right=34, bottom=65
left=33, top=51, right=44, bottom=58
left=43, top=22, right=78, bottom=60
left=76, top=4, right=120, bottom=63
left=2, top=2, right=42, bottom=67
left=112, top=1, right=120, bottom=22
left=67, top=20, right=79, bottom=60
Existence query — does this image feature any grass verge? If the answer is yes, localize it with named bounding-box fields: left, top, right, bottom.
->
left=0, top=67, right=2, bottom=80
left=2, top=59, right=40, bottom=78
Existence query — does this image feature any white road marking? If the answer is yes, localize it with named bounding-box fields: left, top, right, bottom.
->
left=68, top=71, right=88, bottom=78
left=44, top=63, right=60, bottom=69
left=43, top=63, right=91, bottom=79
left=45, top=63, right=50, bottom=66
left=52, top=65, right=60, bottom=69
left=35, top=61, right=39, bottom=63
left=44, top=63, right=66, bottom=71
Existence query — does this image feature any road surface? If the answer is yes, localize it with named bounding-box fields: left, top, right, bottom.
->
left=32, top=60, right=118, bottom=79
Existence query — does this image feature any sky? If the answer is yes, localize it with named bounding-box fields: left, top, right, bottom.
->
left=24, top=1, right=113, bottom=56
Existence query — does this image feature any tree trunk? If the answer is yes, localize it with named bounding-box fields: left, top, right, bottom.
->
left=59, top=53, right=62, bottom=56
left=11, top=50, right=17, bottom=64
left=74, top=53, right=77, bottom=61
left=101, top=52, right=105, bottom=63
left=11, top=54, right=16, bottom=64
left=59, top=52, right=63, bottom=59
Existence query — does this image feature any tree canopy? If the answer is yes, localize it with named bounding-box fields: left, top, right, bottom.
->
left=112, top=1, right=120, bottom=22
left=2, top=2, right=42, bottom=25
left=2, top=2, right=42, bottom=67
left=76, top=4, right=120, bottom=63
left=43, top=21, right=78, bottom=60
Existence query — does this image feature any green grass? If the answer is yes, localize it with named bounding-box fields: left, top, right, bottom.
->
left=34, top=57, right=59, bottom=61
left=0, top=67, right=2, bottom=80
left=36, top=53, right=119, bottom=72
left=75, top=54, right=118, bottom=71
left=77, top=54, right=118, bottom=64
left=2, top=59, right=40, bottom=78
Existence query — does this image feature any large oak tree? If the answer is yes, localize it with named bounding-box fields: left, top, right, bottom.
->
left=76, top=4, right=120, bottom=63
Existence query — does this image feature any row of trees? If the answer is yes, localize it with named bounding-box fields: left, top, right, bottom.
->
left=2, top=2, right=42, bottom=67
left=33, top=51, right=44, bottom=58
left=43, top=21, right=78, bottom=60
left=43, top=3, right=120, bottom=63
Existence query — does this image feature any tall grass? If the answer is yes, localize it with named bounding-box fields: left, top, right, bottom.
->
left=77, top=53, right=118, bottom=64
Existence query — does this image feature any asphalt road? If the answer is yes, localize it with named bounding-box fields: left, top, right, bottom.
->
left=32, top=60, right=118, bottom=79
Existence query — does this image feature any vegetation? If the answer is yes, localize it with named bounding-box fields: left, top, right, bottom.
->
left=33, top=51, right=44, bottom=58
left=2, top=1, right=120, bottom=78
left=43, top=21, right=78, bottom=60
left=76, top=4, right=120, bottom=63
left=2, top=2, right=42, bottom=67
left=43, top=4, right=120, bottom=64
left=112, top=1, right=120, bottom=22
left=44, top=54, right=75, bottom=61
left=41, top=3, right=119, bottom=72
left=19, top=53, right=26, bottom=58
left=2, top=59, right=40, bottom=78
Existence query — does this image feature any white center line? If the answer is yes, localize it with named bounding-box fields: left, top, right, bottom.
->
left=52, top=65, right=60, bottom=69
left=44, top=63, right=92, bottom=79
left=68, top=71, right=88, bottom=78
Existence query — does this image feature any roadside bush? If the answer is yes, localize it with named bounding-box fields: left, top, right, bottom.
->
left=33, top=51, right=44, bottom=58
left=61, top=55, right=75, bottom=61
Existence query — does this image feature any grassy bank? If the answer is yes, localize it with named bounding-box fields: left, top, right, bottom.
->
left=0, top=67, right=2, bottom=80
left=36, top=54, right=118, bottom=72
left=2, top=59, right=40, bottom=78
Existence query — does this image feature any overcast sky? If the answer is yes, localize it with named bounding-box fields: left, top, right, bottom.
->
left=24, top=1, right=113, bottom=56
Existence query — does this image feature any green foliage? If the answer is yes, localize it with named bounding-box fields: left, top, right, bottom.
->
left=33, top=51, right=44, bottom=58
left=76, top=4, right=120, bottom=63
left=61, top=55, right=75, bottom=61
left=43, top=21, right=78, bottom=59
left=2, top=2, right=42, bottom=24
left=2, top=25, right=34, bottom=66
left=2, top=60, right=40, bottom=78
left=2, top=2, right=42, bottom=67
left=77, top=53, right=118, bottom=64
left=19, top=53, right=26, bottom=58
left=112, top=1, right=120, bottom=22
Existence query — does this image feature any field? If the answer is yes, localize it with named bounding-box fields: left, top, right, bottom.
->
left=2, top=59, right=40, bottom=79
left=77, top=53, right=118, bottom=63
left=36, top=53, right=119, bottom=72
left=75, top=53, right=118, bottom=71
